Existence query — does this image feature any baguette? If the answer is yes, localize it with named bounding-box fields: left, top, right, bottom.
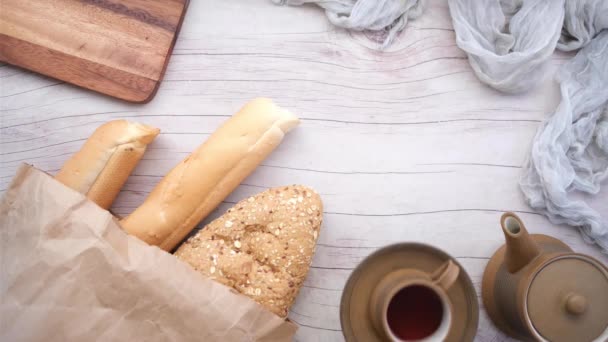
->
left=55, top=120, right=159, bottom=209
left=175, top=185, right=323, bottom=317
left=120, top=98, right=300, bottom=251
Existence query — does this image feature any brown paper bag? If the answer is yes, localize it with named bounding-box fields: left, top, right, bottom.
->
left=0, top=164, right=297, bottom=341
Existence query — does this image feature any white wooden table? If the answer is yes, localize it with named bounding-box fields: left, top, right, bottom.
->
left=1, top=1, right=607, bottom=341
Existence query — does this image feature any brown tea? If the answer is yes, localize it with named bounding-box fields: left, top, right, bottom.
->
left=386, top=285, right=444, bottom=340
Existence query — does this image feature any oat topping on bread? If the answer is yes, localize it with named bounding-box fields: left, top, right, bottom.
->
left=175, top=185, right=323, bottom=317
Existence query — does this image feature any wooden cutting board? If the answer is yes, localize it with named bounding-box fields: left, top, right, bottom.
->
left=0, top=0, right=189, bottom=103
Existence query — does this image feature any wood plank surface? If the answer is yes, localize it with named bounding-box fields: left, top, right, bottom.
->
left=1, top=0, right=607, bottom=341
left=0, top=0, right=188, bottom=102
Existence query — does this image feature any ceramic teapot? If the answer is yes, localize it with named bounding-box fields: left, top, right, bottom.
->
left=482, top=212, right=608, bottom=342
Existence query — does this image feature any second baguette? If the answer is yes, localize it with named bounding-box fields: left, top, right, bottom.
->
left=54, top=120, right=159, bottom=209
left=120, top=98, right=299, bottom=251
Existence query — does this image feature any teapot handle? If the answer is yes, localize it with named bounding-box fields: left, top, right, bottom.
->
left=431, top=260, right=460, bottom=291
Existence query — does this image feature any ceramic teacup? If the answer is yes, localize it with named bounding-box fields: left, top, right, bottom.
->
left=369, top=260, right=460, bottom=341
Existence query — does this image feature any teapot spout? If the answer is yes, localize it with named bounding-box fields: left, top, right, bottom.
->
left=501, top=212, right=540, bottom=273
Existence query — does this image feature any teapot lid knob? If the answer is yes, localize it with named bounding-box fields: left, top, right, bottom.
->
left=565, top=293, right=587, bottom=315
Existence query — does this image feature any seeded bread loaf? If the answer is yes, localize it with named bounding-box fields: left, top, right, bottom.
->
left=175, top=185, right=323, bottom=317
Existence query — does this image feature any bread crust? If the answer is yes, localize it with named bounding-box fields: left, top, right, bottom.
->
left=175, top=185, right=323, bottom=317
left=55, top=120, right=159, bottom=209
left=120, top=98, right=300, bottom=251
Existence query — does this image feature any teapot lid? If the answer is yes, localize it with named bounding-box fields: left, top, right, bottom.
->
left=527, top=255, right=608, bottom=342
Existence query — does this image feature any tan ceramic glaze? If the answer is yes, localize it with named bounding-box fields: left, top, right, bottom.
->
left=482, top=212, right=608, bottom=342
left=340, top=243, right=479, bottom=342
left=369, top=260, right=460, bottom=341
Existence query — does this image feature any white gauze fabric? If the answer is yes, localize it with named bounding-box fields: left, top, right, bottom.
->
left=447, top=0, right=565, bottom=94
left=272, top=0, right=426, bottom=48
left=274, top=0, right=608, bottom=252
left=446, top=0, right=608, bottom=252
left=559, top=0, right=608, bottom=51
left=521, top=32, right=608, bottom=252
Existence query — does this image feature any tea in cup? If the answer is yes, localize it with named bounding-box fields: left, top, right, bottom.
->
left=340, top=243, right=478, bottom=342
left=370, top=260, right=459, bottom=341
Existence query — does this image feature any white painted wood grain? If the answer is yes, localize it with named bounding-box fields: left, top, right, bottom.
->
left=1, top=0, right=606, bottom=341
